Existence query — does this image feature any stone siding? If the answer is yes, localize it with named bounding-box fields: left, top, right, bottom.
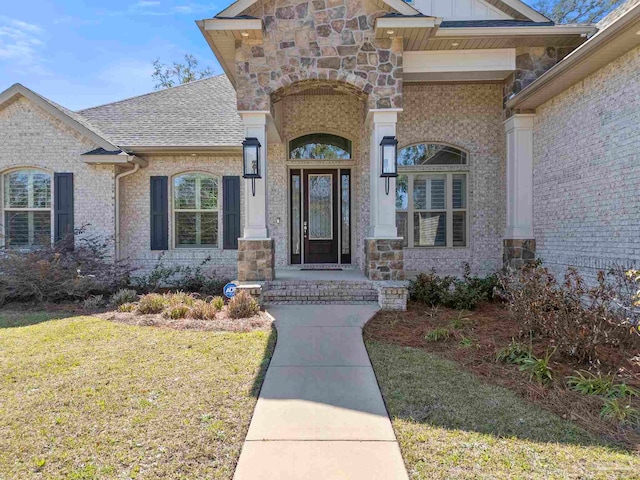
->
left=119, top=154, right=243, bottom=278
left=238, top=239, right=275, bottom=281
left=503, top=239, right=536, bottom=269
left=398, top=83, right=505, bottom=276
left=0, top=97, right=117, bottom=256
left=532, top=45, right=640, bottom=280
left=235, top=0, right=403, bottom=111
left=364, top=238, right=404, bottom=280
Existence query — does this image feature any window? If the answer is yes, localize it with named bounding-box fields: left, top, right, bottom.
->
left=3, top=169, right=52, bottom=248
left=289, top=133, right=351, bottom=159
left=396, top=144, right=468, bottom=248
left=173, top=173, right=219, bottom=247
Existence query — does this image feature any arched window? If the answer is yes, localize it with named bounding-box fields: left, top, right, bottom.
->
left=289, top=133, right=351, bottom=160
left=173, top=173, right=219, bottom=247
left=396, top=144, right=468, bottom=248
left=3, top=169, right=52, bottom=248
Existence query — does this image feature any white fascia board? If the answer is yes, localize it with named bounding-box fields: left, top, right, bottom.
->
left=404, top=48, right=515, bottom=73
left=203, top=17, right=262, bottom=32
left=376, top=16, right=440, bottom=29
left=436, top=24, right=596, bottom=37
left=82, top=153, right=148, bottom=167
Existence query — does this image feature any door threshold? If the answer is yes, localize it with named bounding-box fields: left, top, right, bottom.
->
left=300, top=267, right=343, bottom=271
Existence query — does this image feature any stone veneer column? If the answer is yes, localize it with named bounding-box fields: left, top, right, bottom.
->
left=238, top=111, right=275, bottom=281
left=366, top=109, right=404, bottom=280
left=504, top=114, right=536, bottom=267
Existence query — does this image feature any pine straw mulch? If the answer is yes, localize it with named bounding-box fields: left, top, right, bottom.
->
left=98, top=309, right=274, bottom=333
left=364, top=301, right=640, bottom=451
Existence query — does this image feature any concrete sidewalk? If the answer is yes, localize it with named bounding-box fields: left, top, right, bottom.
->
left=234, top=304, right=409, bottom=480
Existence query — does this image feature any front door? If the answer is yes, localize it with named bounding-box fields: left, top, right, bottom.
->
left=303, top=169, right=339, bottom=263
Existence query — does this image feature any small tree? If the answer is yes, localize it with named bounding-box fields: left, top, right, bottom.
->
left=152, top=54, right=214, bottom=90
left=533, top=0, right=625, bottom=24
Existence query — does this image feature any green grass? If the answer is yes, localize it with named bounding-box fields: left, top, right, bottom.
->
left=0, top=314, right=275, bottom=479
left=366, top=342, right=640, bottom=480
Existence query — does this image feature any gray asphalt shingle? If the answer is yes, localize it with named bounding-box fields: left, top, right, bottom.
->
left=77, top=74, right=244, bottom=148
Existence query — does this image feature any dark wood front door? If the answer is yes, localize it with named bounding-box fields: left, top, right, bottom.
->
left=303, top=169, right=339, bottom=263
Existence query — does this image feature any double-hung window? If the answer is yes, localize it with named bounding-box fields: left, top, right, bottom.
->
left=173, top=173, right=219, bottom=247
left=3, top=169, right=52, bottom=248
left=396, top=144, right=468, bottom=248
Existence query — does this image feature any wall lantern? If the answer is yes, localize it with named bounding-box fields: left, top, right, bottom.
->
left=380, top=135, right=398, bottom=195
left=242, top=137, right=261, bottom=196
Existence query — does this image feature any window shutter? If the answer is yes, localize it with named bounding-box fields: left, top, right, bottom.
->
left=150, top=176, right=168, bottom=250
left=54, top=173, right=74, bottom=244
left=223, top=176, right=240, bottom=249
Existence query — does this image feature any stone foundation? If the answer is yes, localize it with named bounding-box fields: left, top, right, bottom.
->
left=503, top=239, right=536, bottom=269
left=364, top=238, right=404, bottom=281
left=377, top=283, right=408, bottom=311
left=238, top=239, right=275, bottom=281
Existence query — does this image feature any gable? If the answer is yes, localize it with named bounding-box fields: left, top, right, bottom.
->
left=409, top=0, right=513, bottom=20
left=218, top=0, right=419, bottom=17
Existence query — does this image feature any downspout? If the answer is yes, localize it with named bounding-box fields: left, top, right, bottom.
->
left=115, top=162, right=141, bottom=261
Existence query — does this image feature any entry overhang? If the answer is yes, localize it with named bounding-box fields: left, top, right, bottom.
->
left=375, top=15, right=442, bottom=50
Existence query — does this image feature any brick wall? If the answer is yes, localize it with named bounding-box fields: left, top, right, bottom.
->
left=533, top=45, right=640, bottom=279
left=0, top=97, right=117, bottom=256
left=398, top=83, right=506, bottom=276
left=119, top=154, right=243, bottom=278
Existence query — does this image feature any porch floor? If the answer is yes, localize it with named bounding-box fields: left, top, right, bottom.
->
left=274, top=267, right=367, bottom=282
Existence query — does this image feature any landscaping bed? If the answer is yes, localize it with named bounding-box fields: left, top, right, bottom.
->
left=365, top=301, right=640, bottom=450
left=0, top=313, right=275, bottom=479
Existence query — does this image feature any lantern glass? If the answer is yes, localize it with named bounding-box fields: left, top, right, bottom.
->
left=242, top=138, right=261, bottom=178
left=380, top=136, right=398, bottom=177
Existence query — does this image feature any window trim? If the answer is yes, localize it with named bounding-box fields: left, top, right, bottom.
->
left=171, top=172, right=221, bottom=249
left=1, top=167, right=54, bottom=249
left=288, top=132, right=353, bottom=160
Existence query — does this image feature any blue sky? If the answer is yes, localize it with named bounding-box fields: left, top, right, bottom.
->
left=0, top=1, right=228, bottom=110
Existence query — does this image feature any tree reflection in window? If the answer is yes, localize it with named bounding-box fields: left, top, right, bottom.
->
left=289, top=133, right=351, bottom=159
left=398, top=143, right=467, bottom=166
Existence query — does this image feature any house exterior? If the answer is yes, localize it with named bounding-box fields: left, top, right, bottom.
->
left=0, top=0, right=638, bottom=286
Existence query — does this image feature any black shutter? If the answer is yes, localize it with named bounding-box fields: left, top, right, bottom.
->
left=150, top=176, right=168, bottom=250
left=223, top=176, right=240, bottom=250
left=54, top=173, right=74, bottom=244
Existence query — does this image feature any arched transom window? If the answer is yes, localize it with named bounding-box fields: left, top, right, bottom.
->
left=289, top=133, right=351, bottom=160
left=3, top=169, right=52, bottom=248
left=173, top=173, right=219, bottom=247
left=396, top=143, right=468, bottom=248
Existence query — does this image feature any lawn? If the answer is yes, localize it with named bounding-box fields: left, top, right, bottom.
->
left=0, top=312, right=275, bottom=479
left=366, top=341, right=640, bottom=479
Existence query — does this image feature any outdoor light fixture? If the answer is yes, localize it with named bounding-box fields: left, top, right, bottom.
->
left=242, top=137, right=261, bottom=196
left=380, top=135, right=398, bottom=195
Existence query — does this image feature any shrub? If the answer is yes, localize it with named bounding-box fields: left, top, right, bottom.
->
left=409, top=264, right=497, bottom=310
left=499, top=264, right=638, bottom=363
left=449, top=310, right=472, bottom=330
left=495, top=339, right=532, bottom=364
left=566, top=371, right=615, bottom=396
left=211, top=296, right=225, bottom=311
left=600, top=397, right=640, bottom=426
left=0, top=228, right=133, bottom=305
left=165, top=291, right=196, bottom=308
left=188, top=299, right=219, bottom=320
left=227, top=291, right=260, bottom=319
left=110, top=288, right=138, bottom=307
left=83, top=295, right=104, bottom=310
left=137, top=293, right=168, bottom=314
left=163, top=304, right=190, bottom=320
left=118, top=302, right=136, bottom=313
left=424, top=327, right=450, bottom=342
left=517, top=349, right=555, bottom=385
left=607, top=383, right=640, bottom=399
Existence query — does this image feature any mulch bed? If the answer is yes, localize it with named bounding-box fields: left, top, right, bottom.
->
left=364, top=301, right=640, bottom=451
left=99, top=310, right=273, bottom=332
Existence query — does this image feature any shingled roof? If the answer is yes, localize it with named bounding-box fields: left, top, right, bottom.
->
left=77, top=74, right=243, bottom=148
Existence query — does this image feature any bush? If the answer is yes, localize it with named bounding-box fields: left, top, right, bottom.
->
left=83, top=295, right=104, bottom=310
left=424, top=327, right=450, bottom=342
left=132, top=254, right=228, bottom=295
left=409, top=264, right=497, bottom=310
left=517, top=348, right=555, bottom=384
left=499, top=264, right=638, bottom=363
left=600, top=397, right=640, bottom=426
left=188, top=299, right=219, bottom=320
left=227, top=291, right=260, bottom=319
left=211, top=296, right=225, bottom=311
left=118, top=302, right=136, bottom=313
left=110, top=288, right=138, bottom=307
left=566, top=371, right=614, bottom=396
left=136, top=293, right=168, bottom=314
left=495, top=339, right=532, bottom=364
left=163, top=304, right=190, bottom=320
left=0, top=228, right=133, bottom=305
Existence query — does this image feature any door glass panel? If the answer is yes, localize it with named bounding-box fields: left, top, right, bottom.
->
left=341, top=173, right=350, bottom=255
left=308, top=174, right=332, bottom=240
left=291, top=174, right=301, bottom=255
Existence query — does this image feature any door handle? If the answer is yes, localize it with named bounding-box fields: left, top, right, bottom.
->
left=303, top=221, right=308, bottom=239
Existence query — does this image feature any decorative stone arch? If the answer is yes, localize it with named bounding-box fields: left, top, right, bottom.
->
left=268, top=76, right=371, bottom=106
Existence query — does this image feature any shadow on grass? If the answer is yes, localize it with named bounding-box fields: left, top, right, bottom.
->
left=249, top=324, right=278, bottom=398
left=365, top=340, right=631, bottom=452
left=0, top=310, right=78, bottom=329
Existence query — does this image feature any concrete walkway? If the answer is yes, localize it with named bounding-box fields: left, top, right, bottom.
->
left=234, top=304, right=409, bottom=480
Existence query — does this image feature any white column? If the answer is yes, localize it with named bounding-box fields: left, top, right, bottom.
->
left=369, top=109, right=402, bottom=238
left=240, top=111, right=269, bottom=239
left=504, top=114, right=535, bottom=239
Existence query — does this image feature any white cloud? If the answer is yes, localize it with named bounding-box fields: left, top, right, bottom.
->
left=0, top=16, right=48, bottom=74
left=135, top=1, right=162, bottom=7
